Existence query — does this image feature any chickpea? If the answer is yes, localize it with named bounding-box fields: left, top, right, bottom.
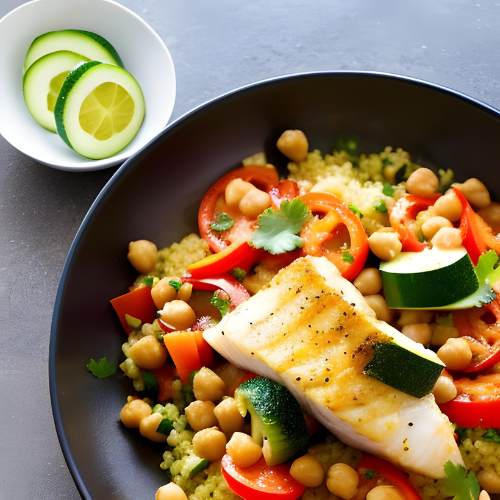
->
left=430, top=324, right=459, bottom=347
left=437, top=338, right=472, bottom=371
left=214, top=363, right=246, bottom=393
left=239, top=189, right=271, bottom=218
left=192, top=427, right=227, bottom=462
left=453, top=178, right=491, bottom=208
left=127, top=240, right=158, bottom=274
left=225, top=178, right=256, bottom=207
left=120, top=399, right=152, bottom=428
left=214, top=398, right=245, bottom=436
left=353, top=268, right=382, bottom=296
left=477, top=469, right=500, bottom=494
left=326, top=463, right=359, bottom=499
left=398, top=310, right=433, bottom=327
left=156, top=482, right=188, bottom=500
left=431, top=227, right=463, bottom=249
left=151, top=277, right=178, bottom=309
left=480, top=490, right=492, bottom=500
left=432, top=376, right=457, bottom=404
left=129, top=335, right=168, bottom=370
left=290, top=455, right=325, bottom=488
left=185, top=400, right=218, bottom=431
left=226, top=432, right=263, bottom=468
left=367, top=486, right=405, bottom=500
left=276, top=129, right=309, bottom=163
left=402, top=324, right=432, bottom=346
left=161, top=300, right=196, bottom=330
left=177, top=282, right=193, bottom=302
left=368, top=230, right=402, bottom=261
left=364, top=295, right=394, bottom=323
left=478, top=202, right=500, bottom=235
left=193, top=368, right=226, bottom=402
left=433, top=192, right=463, bottom=222
left=139, top=412, right=167, bottom=443
left=421, top=216, right=453, bottom=240
left=406, top=168, right=439, bottom=197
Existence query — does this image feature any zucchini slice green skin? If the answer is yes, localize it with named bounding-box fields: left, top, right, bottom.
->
left=380, top=248, right=479, bottom=309
left=24, top=30, right=123, bottom=72
left=235, top=377, right=309, bottom=466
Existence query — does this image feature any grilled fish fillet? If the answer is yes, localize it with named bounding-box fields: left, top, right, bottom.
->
left=204, top=255, right=463, bottom=478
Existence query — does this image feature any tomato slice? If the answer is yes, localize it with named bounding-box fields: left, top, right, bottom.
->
left=299, top=192, right=369, bottom=281
left=454, top=188, right=488, bottom=265
left=269, top=180, right=300, bottom=209
left=453, top=298, right=500, bottom=373
left=439, top=373, right=500, bottom=428
left=389, top=194, right=440, bottom=252
left=221, top=455, right=306, bottom=500
left=199, top=166, right=280, bottom=253
left=357, top=455, right=421, bottom=500
left=187, top=241, right=260, bottom=278
left=110, top=286, right=158, bottom=333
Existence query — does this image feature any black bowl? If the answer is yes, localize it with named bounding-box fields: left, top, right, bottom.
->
left=50, top=72, right=500, bottom=499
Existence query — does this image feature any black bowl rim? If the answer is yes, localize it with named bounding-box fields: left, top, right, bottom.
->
left=49, top=70, right=500, bottom=499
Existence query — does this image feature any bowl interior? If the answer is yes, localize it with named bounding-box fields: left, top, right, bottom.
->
left=51, top=73, right=500, bottom=499
left=0, top=0, right=175, bottom=171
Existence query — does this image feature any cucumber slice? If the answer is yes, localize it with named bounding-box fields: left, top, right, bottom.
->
left=54, top=62, right=145, bottom=160
left=24, top=30, right=122, bottom=72
left=380, top=247, right=478, bottom=309
left=23, top=51, right=90, bottom=133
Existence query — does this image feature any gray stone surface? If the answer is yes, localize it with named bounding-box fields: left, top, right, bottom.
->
left=1, top=0, right=499, bottom=498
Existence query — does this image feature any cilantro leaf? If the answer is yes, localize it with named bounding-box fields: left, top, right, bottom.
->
left=382, top=158, right=393, bottom=166
left=343, top=251, right=354, bottom=264
left=231, top=268, right=246, bottom=282
left=364, top=469, right=377, bottom=479
left=141, top=276, right=154, bottom=286
left=382, top=183, right=395, bottom=197
left=211, top=213, right=234, bottom=232
left=349, top=204, right=364, bottom=219
left=373, top=199, right=388, bottom=213
left=441, top=461, right=479, bottom=500
left=250, top=199, right=311, bottom=255
left=211, top=291, right=230, bottom=317
left=482, top=428, right=500, bottom=444
left=86, top=358, right=117, bottom=378
left=169, top=280, right=182, bottom=292
left=142, top=371, right=159, bottom=393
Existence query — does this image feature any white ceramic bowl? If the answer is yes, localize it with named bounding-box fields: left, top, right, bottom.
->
left=0, top=0, right=176, bottom=171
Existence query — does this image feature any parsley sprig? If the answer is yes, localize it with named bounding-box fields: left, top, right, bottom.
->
left=440, top=461, right=479, bottom=500
left=86, top=358, right=117, bottom=378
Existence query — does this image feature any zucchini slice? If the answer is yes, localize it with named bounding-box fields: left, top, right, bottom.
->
left=380, top=247, right=478, bottom=309
left=23, top=50, right=90, bottom=133
left=54, top=62, right=145, bottom=160
left=24, top=30, right=122, bottom=72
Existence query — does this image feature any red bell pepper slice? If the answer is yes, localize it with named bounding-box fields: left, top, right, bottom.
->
left=221, top=454, right=306, bottom=500
left=163, top=331, right=201, bottom=385
left=194, top=330, right=215, bottom=368
left=110, top=286, right=157, bottom=333
left=454, top=188, right=488, bottom=265
left=187, top=241, right=260, bottom=278
left=269, top=180, right=300, bottom=209
left=199, top=166, right=280, bottom=253
left=182, top=274, right=250, bottom=311
left=439, top=373, right=500, bottom=428
left=152, top=364, right=176, bottom=401
left=389, top=194, right=440, bottom=252
left=299, top=192, right=369, bottom=281
left=453, top=298, right=500, bottom=373
left=357, top=454, right=421, bottom=500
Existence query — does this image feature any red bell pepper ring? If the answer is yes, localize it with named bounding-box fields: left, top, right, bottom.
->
left=221, top=454, right=306, bottom=500
left=269, top=180, right=300, bottom=209
left=199, top=166, right=280, bottom=253
left=453, top=298, right=500, bottom=373
left=182, top=274, right=250, bottom=311
left=454, top=188, right=488, bottom=265
left=299, top=192, right=369, bottom=281
left=389, top=194, right=440, bottom=252
left=357, top=454, right=421, bottom=500
left=110, top=286, right=158, bottom=333
left=439, top=373, right=500, bottom=428
left=187, top=241, right=260, bottom=278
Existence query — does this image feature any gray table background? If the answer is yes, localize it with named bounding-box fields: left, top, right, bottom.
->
left=1, top=0, right=499, bottom=498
